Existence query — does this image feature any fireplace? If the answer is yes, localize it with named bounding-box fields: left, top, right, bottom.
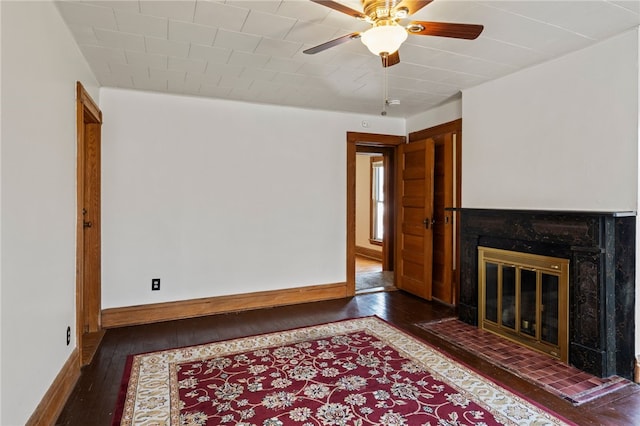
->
left=458, top=209, right=635, bottom=379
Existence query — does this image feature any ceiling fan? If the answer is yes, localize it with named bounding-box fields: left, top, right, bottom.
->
left=303, top=0, right=484, bottom=67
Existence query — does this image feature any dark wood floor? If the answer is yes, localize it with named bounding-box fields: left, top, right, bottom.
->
left=57, top=291, right=640, bottom=425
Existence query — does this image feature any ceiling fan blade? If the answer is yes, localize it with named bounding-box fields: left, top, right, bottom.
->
left=408, top=21, right=484, bottom=40
left=303, top=32, right=361, bottom=54
left=395, top=0, right=434, bottom=16
left=310, top=0, right=368, bottom=20
left=382, top=51, right=400, bottom=68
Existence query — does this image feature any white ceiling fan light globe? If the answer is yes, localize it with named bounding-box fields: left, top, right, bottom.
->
left=361, top=24, right=408, bottom=56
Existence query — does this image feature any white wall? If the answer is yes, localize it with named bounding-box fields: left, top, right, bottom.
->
left=100, top=88, right=404, bottom=308
left=462, top=28, right=639, bottom=211
left=406, top=98, right=461, bottom=134
left=1, top=1, right=99, bottom=424
left=0, top=2, right=4, bottom=421
left=637, top=28, right=640, bottom=364
left=0, top=1, right=3, bottom=420
left=355, top=154, right=382, bottom=252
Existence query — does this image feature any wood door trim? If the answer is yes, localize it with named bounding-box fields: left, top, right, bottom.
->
left=347, top=132, right=405, bottom=296
left=408, top=119, right=461, bottom=142
left=348, top=132, right=405, bottom=146
left=77, top=83, right=102, bottom=124
left=454, top=131, right=462, bottom=304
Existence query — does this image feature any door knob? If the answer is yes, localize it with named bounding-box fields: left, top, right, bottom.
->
left=83, top=221, right=92, bottom=228
left=424, top=218, right=436, bottom=229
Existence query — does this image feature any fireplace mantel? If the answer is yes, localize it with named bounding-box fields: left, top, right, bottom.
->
left=458, top=208, right=635, bottom=379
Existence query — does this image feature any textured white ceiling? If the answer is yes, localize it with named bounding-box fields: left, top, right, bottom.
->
left=56, top=0, right=640, bottom=117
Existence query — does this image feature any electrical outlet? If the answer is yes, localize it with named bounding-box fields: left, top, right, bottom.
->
left=152, top=278, right=160, bottom=291
left=66, top=326, right=71, bottom=346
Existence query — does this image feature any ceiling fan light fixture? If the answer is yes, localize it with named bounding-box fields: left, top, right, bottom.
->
left=361, top=23, right=408, bottom=56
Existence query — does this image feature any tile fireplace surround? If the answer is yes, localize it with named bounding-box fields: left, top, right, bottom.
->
left=458, top=209, right=635, bottom=379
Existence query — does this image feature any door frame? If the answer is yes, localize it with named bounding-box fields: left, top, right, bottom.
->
left=75, top=82, right=103, bottom=363
left=346, top=132, right=406, bottom=296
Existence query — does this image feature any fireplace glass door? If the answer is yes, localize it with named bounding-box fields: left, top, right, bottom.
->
left=478, top=247, right=569, bottom=362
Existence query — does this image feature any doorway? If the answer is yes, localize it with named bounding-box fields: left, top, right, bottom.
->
left=355, top=150, right=394, bottom=293
left=346, top=132, right=405, bottom=296
left=75, top=82, right=103, bottom=365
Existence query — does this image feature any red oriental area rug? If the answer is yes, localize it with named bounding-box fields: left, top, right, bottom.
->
left=113, top=317, right=574, bottom=425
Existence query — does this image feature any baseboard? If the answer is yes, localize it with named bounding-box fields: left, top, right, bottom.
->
left=26, top=349, right=80, bottom=426
left=355, top=245, right=383, bottom=261
left=635, top=355, right=640, bottom=383
left=102, top=282, right=348, bottom=328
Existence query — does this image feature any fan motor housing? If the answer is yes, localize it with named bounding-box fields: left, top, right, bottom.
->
left=363, top=0, right=405, bottom=20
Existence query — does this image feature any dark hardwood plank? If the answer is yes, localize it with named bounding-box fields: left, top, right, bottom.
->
left=56, top=291, right=640, bottom=425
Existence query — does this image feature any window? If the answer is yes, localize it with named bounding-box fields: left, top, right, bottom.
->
left=370, top=157, right=384, bottom=243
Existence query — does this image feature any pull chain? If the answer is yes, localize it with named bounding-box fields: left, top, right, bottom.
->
left=381, top=60, right=388, bottom=116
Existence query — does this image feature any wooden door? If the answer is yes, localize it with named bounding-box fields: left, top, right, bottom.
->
left=76, top=82, right=103, bottom=364
left=431, top=133, right=454, bottom=303
left=408, top=120, right=462, bottom=305
left=82, top=121, right=101, bottom=332
left=396, top=139, right=435, bottom=299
